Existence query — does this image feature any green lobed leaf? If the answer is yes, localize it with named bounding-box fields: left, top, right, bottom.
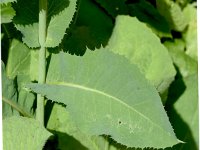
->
left=1, top=3, right=16, bottom=24
left=182, top=3, right=197, bottom=61
left=164, top=39, right=197, bottom=77
left=3, top=116, right=52, bottom=150
left=156, top=0, right=187, bottom=32
left=27, top=49, right=180, bottom=148
left=128, top=0, right=171, bottom=38
left=107, top=15, right=176, bottom=94
left=47, top=103, right=117, bottom=150
left=167, top=74, right=198, bottom=149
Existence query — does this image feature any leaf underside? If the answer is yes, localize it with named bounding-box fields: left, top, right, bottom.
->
left=27, top=49, right=179, bottom=148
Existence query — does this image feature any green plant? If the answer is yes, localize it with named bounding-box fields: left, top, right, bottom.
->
left=1, top=0, right=198, bottom=149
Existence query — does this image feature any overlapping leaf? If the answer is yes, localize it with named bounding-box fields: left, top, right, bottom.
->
left=3, top=116, right=52, bottom=150
left=156, top=0, right=187, bottom=32
left=27, top=49, right=180, bottom=148
left=107, top=15, right=176, bottom=94
left=45, top=0, right=77, bottom=47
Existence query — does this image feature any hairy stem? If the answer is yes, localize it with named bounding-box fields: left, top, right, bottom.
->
left=37, top=0, right=47, bottom=125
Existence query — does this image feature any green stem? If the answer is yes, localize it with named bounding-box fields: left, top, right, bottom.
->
left=37, top=0, right=47, bottom=125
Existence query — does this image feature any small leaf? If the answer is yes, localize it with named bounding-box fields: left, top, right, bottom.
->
left=107, top=15, right=176, bottom=94
left=1, top=3, right=16, bottom=24
left=45, top=0, right=78, bottom=47
left=27, top=49, right=180, bottom=148
left=3, top=116, right=52, bottom=150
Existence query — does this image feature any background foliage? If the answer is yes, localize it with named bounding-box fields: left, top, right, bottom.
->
left=1, top=0, right=198, bottom=149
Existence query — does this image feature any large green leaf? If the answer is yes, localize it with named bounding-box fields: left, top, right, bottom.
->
left=1, top=3, right=16, bottom=24
left=47, top=103, right=117, bottom=150
left=182, top=3, right=197, bottom=61
left=107, top=15, right=176, bottom=94
left=167, top=74, right=198, bottom=149
left=27, top=49, right=180, bottom=148
left=156, top=0, right=187, bottom=32
left=13, top=0, right=77, bottom=48
left=3, top=116, right=52, bottom=150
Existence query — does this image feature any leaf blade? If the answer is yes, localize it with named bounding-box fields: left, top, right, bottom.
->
left=27, top=49, right=180, bottom=148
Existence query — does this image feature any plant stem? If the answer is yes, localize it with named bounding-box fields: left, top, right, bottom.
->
left=37, top=0, right=47, bottom=125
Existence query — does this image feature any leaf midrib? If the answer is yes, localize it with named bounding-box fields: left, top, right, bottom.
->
left=2, top=96, right=33, bottom=118
left=46, top=81, right=175, bottom=138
